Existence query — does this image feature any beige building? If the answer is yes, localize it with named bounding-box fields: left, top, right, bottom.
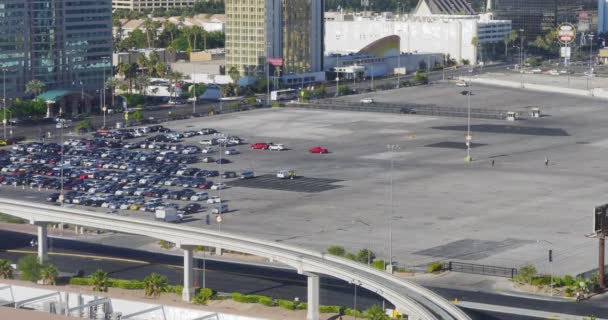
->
left=225, top=0, right=324, bottom=78
left=112, top=0, right=195, bottom=11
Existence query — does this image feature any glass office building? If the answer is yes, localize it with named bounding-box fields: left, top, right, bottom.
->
left=0, top=0, right=112, bottom=99
left=493, top=0, right=597, bottom=40
left=225, top=0, right=324, bottom=78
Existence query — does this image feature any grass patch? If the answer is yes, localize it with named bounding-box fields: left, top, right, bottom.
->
left=0, top=213, right=26, bottom=224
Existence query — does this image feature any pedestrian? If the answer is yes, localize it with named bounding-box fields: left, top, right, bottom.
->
left=491, top=160, right=495, bottom=167
left=545, top=157, right=549, bottom=167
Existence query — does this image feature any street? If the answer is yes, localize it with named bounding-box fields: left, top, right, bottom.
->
left=0, top=229, right=605, bottom=320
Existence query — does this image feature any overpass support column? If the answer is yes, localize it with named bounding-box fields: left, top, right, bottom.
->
left=306, top=273, right=319, bottom=320
left=180, top=245, right=195, bottom=302
left=36, top=223, right=48, bottom=263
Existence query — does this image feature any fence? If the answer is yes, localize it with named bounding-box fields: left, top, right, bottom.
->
left=295, top=100, right=511, bottom=121
left=443, top=261, right=518, bottom=278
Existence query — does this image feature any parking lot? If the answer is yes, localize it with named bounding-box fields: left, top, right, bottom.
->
left=4, top=82, right=608, bottom=276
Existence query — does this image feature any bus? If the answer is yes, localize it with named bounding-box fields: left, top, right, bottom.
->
left=270, top=89, right=297, bottom=101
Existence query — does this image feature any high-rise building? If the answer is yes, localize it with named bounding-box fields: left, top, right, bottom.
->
left=112, top=0, right=195, bottom=11
left=225, top=0, right=324, bottom=81
left=0, top=0, right=112, bottom=100
left=492, top=0, right=597, bottom=40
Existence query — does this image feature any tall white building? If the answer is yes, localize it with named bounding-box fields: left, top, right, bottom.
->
left=325, top=0, right=511, bottom=65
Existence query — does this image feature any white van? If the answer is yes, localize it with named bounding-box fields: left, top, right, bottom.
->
left=212, top=204, right=229, bottom=214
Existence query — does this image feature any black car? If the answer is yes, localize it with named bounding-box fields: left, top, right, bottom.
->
left=46, top=193, right=60, bottom=202
left=180, top=203, right=202, bottom=214
left=205, top=170, right=219, bottom=177
left=222, top=171, right=237, bottom=179
left=216, top=158, right=230, bottom=164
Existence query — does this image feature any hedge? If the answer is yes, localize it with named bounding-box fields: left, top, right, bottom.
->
left=344, top=308, right=363, bottom=317
left=319, top=305, right=342, bottom=314
left=277, top=299, right=296, bottom=310
left=258, top=296, right=275, bottom=306
left=69, top=277, right=93, bottom=286
left=193, top=288, right=214, bottom=305
left=371, top=260, right=385, bottom=271
left=427, top=262, right=443, bottom=273
left=108, top=279, right=145, bottom=289
left=296, top=302, right=307, bottom=310
left=231, top=293, right=261, bottom=303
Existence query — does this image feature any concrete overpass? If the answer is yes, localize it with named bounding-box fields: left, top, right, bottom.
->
left=0, top=198, right=470, bottom=320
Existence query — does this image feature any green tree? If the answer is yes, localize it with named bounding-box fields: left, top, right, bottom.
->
left=131, top=110, right=144, bottom=122
left=356, top=249, right=376, bottom=264
left=0, top=259, right=13, bottom=279
left=167, top=71, right=183, bottom=100
left=228, top=66, right=240, bottom=83
left=75, top=119, right=92, bottom=133
left=418, top=60, right=427, bottom=71
left=18, top=255, right=41, bottom=282
left=91, top=270, right=109, bottom=292
left=364, top=305, right=390, bottom=320
left=25, top=80, right=46, bottom=97
left=143, top=273, right=168, bottom=298
left=413, top=72, right=429, bottom=85
left=105, top=77, right=119, bottom=108
left=337, top=85, right=351, bottom=95
left=40, top=264, right=58, bottom=285
left=117, top=62, right=137, bottom=93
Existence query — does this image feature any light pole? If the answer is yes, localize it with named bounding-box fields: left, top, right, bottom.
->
left=335, top=54, right=340, bottom=97
left=465, top=67, right=473, bottom=162
left=387, top=144, right=400, bottom=273
left=193, top=64, right=197, bottom=114
left=266, top=42, right=271, bottom=107
left=371, top=63, right=374, bottom=91
left=59, top=125, right=64, bottom=207
left=588, top=33, right=594, bottom=91
left=537, top=240, right=554, bottom=296
left=519, top=29, right=524, bottom=88
left=102, top=57, right=109, bottom=117
left=397, top=53, right=401, bottom=88
left=2, top=69, right=6, bottom=140
left=72, top=81, right=83, bottom=114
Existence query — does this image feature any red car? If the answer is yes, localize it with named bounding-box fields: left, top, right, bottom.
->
left=251, top=142, right=270, bottom=150
left=309, top=146, right=328, bottom=154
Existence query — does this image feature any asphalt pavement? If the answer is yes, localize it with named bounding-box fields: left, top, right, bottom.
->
left=0, top=229, right=605, bottom=320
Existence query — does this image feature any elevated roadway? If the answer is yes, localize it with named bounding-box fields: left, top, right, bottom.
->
left=0, top=198, right=470, bottom=320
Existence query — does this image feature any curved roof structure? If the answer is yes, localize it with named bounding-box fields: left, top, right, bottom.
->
left=357, top=35, right=400, bottom=57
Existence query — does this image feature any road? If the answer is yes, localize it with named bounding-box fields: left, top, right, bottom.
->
left=0, top=230, right=605, bottom=320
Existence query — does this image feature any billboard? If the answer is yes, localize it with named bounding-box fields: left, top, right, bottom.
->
left=594, top=204, right=608, bottom=233
left=267, top=57, right=284, bottom=66
left=558, top=23, right=576, bottom=44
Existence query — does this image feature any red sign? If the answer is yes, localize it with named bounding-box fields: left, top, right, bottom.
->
left=267, top=57, right=283, bottom=66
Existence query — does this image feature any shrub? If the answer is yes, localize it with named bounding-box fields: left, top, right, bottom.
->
left=158, top=240, right=175, bottom=249
left=193, top=288, right=214, bottom=305
left=0, top=213, right=26, bottom=224
left=427, top=261, right=443, bottom=273
left=344, top=252, right=357, bottom=261
left=563, top=275, right=576, bottom=287
left=413, top=72, right=429, bottom=85
left=109, top=279, right=145, bottom=290
left=337, top=85, right=352, bottom=95
left=0, top=259, right=13, bottom=279
left=40, top=264, right=59, bottom=285
left=371, top=260, right=386, bottom=271
left=91, top=270, right=109, bottom=292
left=17, top=255, right=42, bottom=282
left=122, top=93, right=145, bottom=108
left=319, top=305, right=342, bottom=313
left=144, top=273, right=168, bottom=298
left=194, top=245, right=206, bottom=252
left=515, top=264, right=537, bottom=284
left=258, top=296, right=275, bottom=306
left=531, top=275, right=551, bottom=286
left=564, top=286, right=575, bottom=297
left=277, top=299, right=296, bottom=310
left=296, top=302, right=307, bottom=310
left=344, top=308, right=363, bottom=317
left=69, top=277, right=93, bottom=286
left=271, top=102, right=281, bottom=108
left=169, top=285, right=183, bottom=294
left=364, top=305, right=390, bottom=320
left=327, top=246, right=346, bottom=257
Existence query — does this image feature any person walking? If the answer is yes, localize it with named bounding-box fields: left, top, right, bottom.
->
left=545, top=157, right=549, bottom=167
left=491, top=160, right=495, bottom=167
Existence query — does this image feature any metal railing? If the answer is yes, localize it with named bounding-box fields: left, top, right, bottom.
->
left=443, top=261, right=518, bottom=279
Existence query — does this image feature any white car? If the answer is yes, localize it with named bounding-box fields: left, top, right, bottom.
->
left=190, top=192, right=209, bottom=201
left=269, top=144, right=285, bottom=151
left=455, top=81, right=468, bottom=87
left=277, top=170, right=296, bottom=179
left=210, top=183, right=226, bottom=190
left=201, top=148, right=214, bottom=154
left=548, top=69, right=559, bottom=76
left=207, top=196, right=221, bottom=204
left=225, top=149, right=239, bottom=155
left=360, top=98, right=374, bottom=104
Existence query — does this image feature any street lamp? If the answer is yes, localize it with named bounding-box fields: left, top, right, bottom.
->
left=335, top=54, right=340, bottom=97
left=2, top=69, right=6, bottom=140
left=537, top=240, right=554, bottom=296
left=386, top=144, right=400, bottom=273
left=588, top=33, right=594, bottom=91
left=193, top=64, right=197, bottom=114
left=465, top=67, right=473, bottom=162
left=59, top=125, right=65, bottom=207
left=102, top=57, right=109, bottom=117
left=519, top=29, right=524, bottom=88
left=72, top=81, right=83, bottom=113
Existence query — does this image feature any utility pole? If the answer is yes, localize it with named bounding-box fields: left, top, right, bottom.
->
left=588, top=34, right=594, bottom=91
left=193, top=64, right=197, bottom=114
left=335, top=54, right=340, bottom=97
left=2, top=69, right=6, bottom=140
left=600, top=233, right=606, bottom=289
left=519, top=29, right=524, bottom=88
left=397, top=53, right=401, bottom=89
left=465, top=67, right=472, bottom=162
left=387, top=144, right=400, bottom=273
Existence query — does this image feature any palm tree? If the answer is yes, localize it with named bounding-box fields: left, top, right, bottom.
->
left=105, top=77, right=119, bottom=108
left=117, top=62, right=136, bottom=93
left=0, top=259, right=13, bottom=279
left=40, top=264, right=58, bottom=285
left=91, top=270, right=108, bottom=292
left=167, top=71, right=183, bottom=101
left=143, top=273, right=168, bottom=298
left=135, top=75, right=150, bottom=97
left=25, top=80, right=46, bottom=97
left=143, top=18, right=160, bottom=48
left=137, top=54, right=149, bottom=76
left=156, top=62, right=168, bottom=78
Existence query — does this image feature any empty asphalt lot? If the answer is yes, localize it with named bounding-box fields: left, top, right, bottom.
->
left=10, top=81, right=608, bottom=276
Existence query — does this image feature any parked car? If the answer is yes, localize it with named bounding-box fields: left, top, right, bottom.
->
left=309, top=146, right=328, bottom=154
left=277, top=170, right=296, bottom=179
left=240, top=171, right=255, bottom=179
left=360, top=98, right=374, bottom=104
left=225, top=149, right=239, bottom=155
left=269, top=144, right=285, bottom=151
left=190, top=192, right=209, bottom=201
left=250, top=142, right=269, bottom=150
left=207, top=196, right=221, bottom=204
left=216, top=158, right=231, bottom=164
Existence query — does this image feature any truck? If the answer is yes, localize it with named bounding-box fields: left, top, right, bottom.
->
left=155, top=208, right=183, bottom=223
